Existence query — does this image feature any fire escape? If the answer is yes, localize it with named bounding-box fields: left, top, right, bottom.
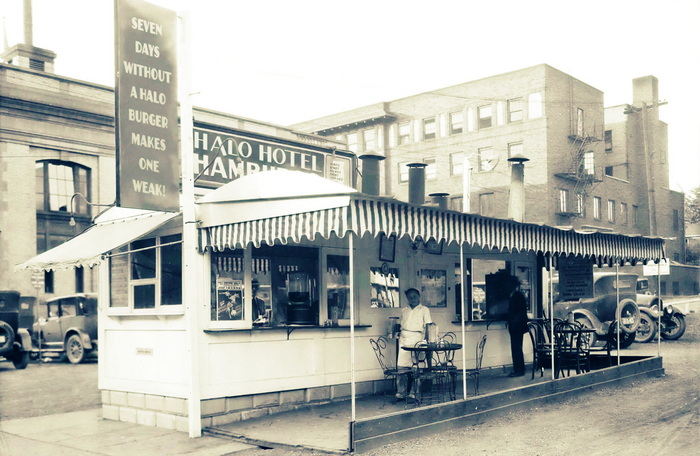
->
left=554, top=123, right=603, bottom=218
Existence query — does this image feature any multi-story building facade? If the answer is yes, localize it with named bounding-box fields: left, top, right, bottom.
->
left=291, top=64, right=685, bottom=262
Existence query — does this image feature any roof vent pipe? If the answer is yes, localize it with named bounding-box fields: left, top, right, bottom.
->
left=507, top=153, right=530, bottom=222
left=407, top=163, right=427, bottom=205
left=429, top=192, right=449, bottom=210
left=359, top=154, right=385, bottom=196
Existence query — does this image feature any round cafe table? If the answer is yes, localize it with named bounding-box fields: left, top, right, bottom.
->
left=401, top=343, right=463, bottom=369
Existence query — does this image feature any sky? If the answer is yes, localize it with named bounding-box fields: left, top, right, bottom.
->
left=2, top=0, right=699, bottom=194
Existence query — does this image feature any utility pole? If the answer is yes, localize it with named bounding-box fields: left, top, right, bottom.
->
left=640, top=102, right=657, bottom=236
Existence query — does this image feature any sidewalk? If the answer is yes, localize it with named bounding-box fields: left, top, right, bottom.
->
left=0, top=409, right=253, bottom=456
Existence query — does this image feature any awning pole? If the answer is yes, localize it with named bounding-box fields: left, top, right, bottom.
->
left=349, top=233, right=356, bottom=423
left=459, top=243, right=467, bottom=399
left=549, top=255, right=554, bottom=380
left=616, top=263, right=620, bottom=366
left=657, top=261, right=661, bottom=357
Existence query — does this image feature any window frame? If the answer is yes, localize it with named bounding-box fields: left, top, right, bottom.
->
left=576, top=107, right=584, bottom=137
left=507, top=98, right=523, bottom=122
left=449, top=111, right=464, bottom=134
left=362, top=128, right=376, bottom=152
left=607, top=199, right=616, bottom=223
left=346, top=133, right=358, bottom=153
left=397, top=122, right=411, bottom=145
left=604, top=130, right=613, bottom=152
left=559, top=189, right=569, bottom=213
left=593, top=197, right=602, bottom=220
left=35, top=160, right=91, bottom=216
left=425, top=158, right=437, bottom=180
left=477, top=105, right=492, bottom=129
left=620, top=202, right=628, bottom=225
left=507, top=142, right=523, bottom=159
left=398, top=162, right=409, bottom=183
left=450, top=152, right=465, bottom=176
left=422, top=117, right=437, bottom=140
left=477, top=146, right=497, bottom=172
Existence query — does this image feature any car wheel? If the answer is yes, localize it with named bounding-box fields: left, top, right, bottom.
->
left=661, top=315, right=686, bottom=340
left=65, top=334, right=85, bottom=364
left=575, top=317, right=598, bottom=347
left=11, top=350, right=29, bottom=369
left=0, top=321, right=15, bottom=352
left=617, top=299, right=640, bottom=334
left=635, top=313, right=657, bottom=343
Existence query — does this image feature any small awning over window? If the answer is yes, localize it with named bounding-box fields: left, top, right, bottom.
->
left=17, top=208, right=180, bottom=271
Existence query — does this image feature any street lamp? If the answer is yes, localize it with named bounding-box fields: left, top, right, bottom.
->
left=68, top=193, right=114, bottom=227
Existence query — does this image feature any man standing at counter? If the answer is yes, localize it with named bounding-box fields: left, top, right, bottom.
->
left=506, top=276, right=528, bottom=377
left=396, top=288, right=432, bottom=400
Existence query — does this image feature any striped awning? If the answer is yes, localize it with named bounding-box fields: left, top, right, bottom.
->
left=198, top=196, right=665, bottom=263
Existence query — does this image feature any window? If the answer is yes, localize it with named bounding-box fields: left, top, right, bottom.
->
left=576, top=108, right=584, bottom=137
left=593, top=197, right=601, bottom=220
left=363, top=129, right=376, bottom=152
left=660, top=281, right=667, bottom=295
left=508, top=142, right=523, bottom=159
left=477, top=147, right=498, bottom=172
left=576, top=194, right=585, bottom=217
left=608, top=200, right=616, bottom=223
left=450, top=152, right=465, bottom=176
left=346, top=133, right=358, bottom=153
left=620, top=202, right=628, bottom=225
left=75, top=266, right=84, bottom=293
left=672, top=281, right=680, bottom=295
left=327, top=255, right=350, bottom=320
left=582, top=151, right=594, bottom=175
left=128, top=235, right=182, bottom=309
left=478, top=105, right=492, bottom=129
left=398, top=122, right=411, bottom=145
left=44, top=270, right=54, bottom=294
left=449, top=112, right=464, bottom=134
left=633, top=205, right=639, bottom=226
left=425, top=158, right=437, bottom=180
left=673, top=209, right=679, bottom=231
left=605, top=166, right=614, bottom=176
left=508, top=98, right=523, bottom=122
left=559, top=189, right=569, bottom=212
left=450, top=195, right=464, bottom=211
left=423, top=118, right=436, bottom=140
left=36, top=160, right=90, bottom=214
left=479, top=192, right=494, bottom=217
left=470, top=259, right=512, bottom=321
left=211, top=250, right=245, bottom=321
left=528, top=93, right=543, bottom=118
left=398, top=162, right=409, bottom=183
left=604, top=130, right=613, bottom=152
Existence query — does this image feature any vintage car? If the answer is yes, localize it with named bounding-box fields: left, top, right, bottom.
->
left=0, top=291, right=31, bottom=369
left=32, top=293, right=98, bottom=364
left=634, top=278, right=687, bottom=343
left=553, top=273, right=641, bottom=349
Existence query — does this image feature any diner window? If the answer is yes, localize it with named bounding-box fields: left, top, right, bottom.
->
left=398, top=122, right=411, bottom=145
left=327, top=255, right=350, bottom=321
left=470, top=259, right=511, bottom=321
left=559, top=189, right=569, bottom=213
left=593, top=197, right=601, bottom=220
left=528, top=92, right=543, bottom=118
left=449, top=111, right=464, bottom=134
left=477, top=146, right=498, bottom=172
left=346, top=133, right=358, bottom=153
left=479, top=192, right=494, bottom=217
left=576, top=108, right=584, bottom=137
left=450, top=152, right=465, bottom=176
left=633, top=205, right=639, bottom=226
left=128, top=235, right=182, bottom=309
left=425, top=158, right=437, bottom=180
left=608, top=200, right=616, bottom=223
left=398, top=162, right=409, bottom=183
left=621, top=202, right=628, bottom=225
left=604, top=130, right=613, bottom=152
left=507, top=142, right=523, bottom=159
left=508, top=98, right=523, bottom=122
left=363, top=129, right=376, bottom=152
left=370, top=266, right=400, bottom=308
left=423, top=117, right=436, bottom=140
left=478, top=105, right=492, bottom=129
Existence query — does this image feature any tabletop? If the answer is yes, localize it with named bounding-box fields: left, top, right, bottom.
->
left=401, top=343, right=463, bottom=351
left=555, top=328, right=597, bottom=334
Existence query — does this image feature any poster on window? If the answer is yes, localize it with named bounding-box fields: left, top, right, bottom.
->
left=215, top=278, right=244, bottom=320
left=420, top=269, right=447, bottom=307
left=369, top=266, right=400, bottom=308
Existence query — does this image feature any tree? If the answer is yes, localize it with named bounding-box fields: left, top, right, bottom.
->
left=686, top=186, right=700, bottom=225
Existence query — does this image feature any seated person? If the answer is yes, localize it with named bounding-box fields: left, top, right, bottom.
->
left=396, top=288, right=432, bottom=400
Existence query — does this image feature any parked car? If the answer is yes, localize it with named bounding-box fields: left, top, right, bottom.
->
left=0, top=291, right=31, bottom=369
left=32, top=293, right=98, bottom=364
left=634, top=279, right=687, bottom=343
left=553, top=273, right=641, bottom=349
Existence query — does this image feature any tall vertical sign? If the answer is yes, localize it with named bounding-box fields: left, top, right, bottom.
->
left=115, top=0, right=179, bottom=211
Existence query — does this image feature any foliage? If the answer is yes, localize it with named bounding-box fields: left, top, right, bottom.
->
left=686, top=186, right=700, bottom=225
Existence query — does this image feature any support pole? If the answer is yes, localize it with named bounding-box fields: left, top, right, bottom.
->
left=616, top=263, right=620, bottom=366
left=549, top=255, right=554, bottom=380
left=657, top=261, right=661, bottom=357
left=459, top=243, right=467, bottom=399
left=462, top=155, right=471, bottom=213
left=349, top=233, right=356, bottom=423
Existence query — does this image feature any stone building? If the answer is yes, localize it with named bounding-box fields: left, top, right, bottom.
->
left=291, top=64, right=685, bottom=262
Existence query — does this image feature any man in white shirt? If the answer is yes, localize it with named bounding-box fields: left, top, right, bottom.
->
left=396, top=288, right=432, bottom=400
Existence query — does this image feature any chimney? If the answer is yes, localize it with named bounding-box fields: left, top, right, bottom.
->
left=507, top=154, right=529, bottom=222
left=429, top=192, right=449, bottom=210
left=407, top=163, right=427, bottom=205
left=1, top=0, right=56, bottom=72
left=359, top=154, right=385, bottom=196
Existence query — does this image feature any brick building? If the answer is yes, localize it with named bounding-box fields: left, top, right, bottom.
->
left=291, top=64, right=685, bottom=262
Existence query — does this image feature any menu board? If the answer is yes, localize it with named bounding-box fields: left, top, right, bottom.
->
left=215, top=278, right=243, bottom=321
left=558, top=257, right=594, bottom=301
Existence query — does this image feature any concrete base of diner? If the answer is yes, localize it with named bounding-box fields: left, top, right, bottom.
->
left=204, top=355, right=664, bottom=453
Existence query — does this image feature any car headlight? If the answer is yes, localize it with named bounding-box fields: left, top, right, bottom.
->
left=664, top=305, right=674, bottom=315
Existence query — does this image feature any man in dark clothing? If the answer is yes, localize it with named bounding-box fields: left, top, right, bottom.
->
left=507, top=276, right=529, bottom=377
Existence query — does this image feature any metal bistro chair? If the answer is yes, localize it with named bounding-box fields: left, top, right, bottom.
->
left=583, top=320, right=621, bottom=370
left=409, top=341, right=440, bottom=405
left=528, top=318, right=565, bottom=379
left=465, top=335, right=487, bottom=396
left=553, top=321, right=588, bottom=378
left=369, top=336, right=410, bottom=398
left=431, top=332, right=458, bottom=401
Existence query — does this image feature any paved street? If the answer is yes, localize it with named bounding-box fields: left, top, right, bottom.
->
left=0, top=298, right=698, bottom=455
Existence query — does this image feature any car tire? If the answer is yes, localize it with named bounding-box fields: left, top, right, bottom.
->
left=11, top=350, right=29, bottom=369
left=65, top=334, right=85, bottom=364
left=0, top=321, right=15, bottom=352
left=617, top=299, right=640, bottom=334
left=635, top=313, right=657, bottom=344
left=661, top=314, right=686, bottom=340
